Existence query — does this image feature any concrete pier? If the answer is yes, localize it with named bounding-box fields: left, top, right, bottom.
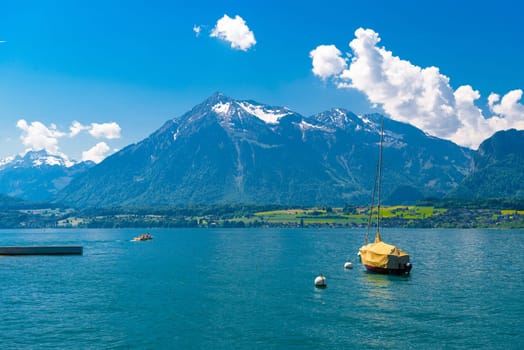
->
left=0, top=246, right=83, bottom=255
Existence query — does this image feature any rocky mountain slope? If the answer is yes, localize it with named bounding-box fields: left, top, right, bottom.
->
left=448, top=129, right=524, bottom=199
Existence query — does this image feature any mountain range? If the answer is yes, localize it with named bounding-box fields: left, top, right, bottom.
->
left=0, top=150, right=93, bottom=202
left=54, top=93, right=473, bottom=208
left=1, top=93, right=522, bottom=208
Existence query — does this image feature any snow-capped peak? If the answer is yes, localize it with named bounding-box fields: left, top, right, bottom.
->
left=28, top=150, right=75, bottom=167
left=1, top=150, right=76, bottom=170
left=0, top=155, right=14, bottom=167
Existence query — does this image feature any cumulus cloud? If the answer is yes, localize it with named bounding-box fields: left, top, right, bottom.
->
left=309, top=45, right=347, bottom=80
left=210, top=14, right=256, bottom=51
left=311, top=28, right=524, bottom=149
left=16, top=119, right=65, bottom=155
left=488, top=90, right=524, bottom=122
left=89, top=122, right=121, bottom=139
left=81, top=142, right=111, bottom=164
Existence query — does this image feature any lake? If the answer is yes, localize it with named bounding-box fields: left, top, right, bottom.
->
left=1, top=228, right=523, bottom=349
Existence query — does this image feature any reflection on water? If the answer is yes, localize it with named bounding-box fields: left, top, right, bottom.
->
left=362, top=271, right=410, bottom=299
left=357, top=270, right=413, bottom=326
left=363, top=272, right=393, bottom=297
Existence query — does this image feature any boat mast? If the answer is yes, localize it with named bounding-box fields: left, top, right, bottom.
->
left=365, top=116, right=385, bottom=244
left=376, top=116, right=384, bottom=241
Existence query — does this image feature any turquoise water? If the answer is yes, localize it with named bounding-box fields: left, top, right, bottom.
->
left=1, top=228, right=523, bottom=349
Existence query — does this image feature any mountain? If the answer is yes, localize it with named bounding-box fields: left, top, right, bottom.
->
left=448, top=129, right=524, bottom=199
left=56, top=93, right=473, bottom=208
left=0, top=193, right=31, bottom=210
left=0, top=150, right=94, bottom=202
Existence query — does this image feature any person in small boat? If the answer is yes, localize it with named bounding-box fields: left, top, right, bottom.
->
left=134, top=233, right=152, bottom=240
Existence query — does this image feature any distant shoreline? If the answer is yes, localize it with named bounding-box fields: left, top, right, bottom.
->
left=1, top=205, right=522, bottom=229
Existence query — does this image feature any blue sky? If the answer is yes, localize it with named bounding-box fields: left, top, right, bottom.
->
left=1, top=0, right=523, bottom=162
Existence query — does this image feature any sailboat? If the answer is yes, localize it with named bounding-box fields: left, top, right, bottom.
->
left=358, top=117, right=412, bottom=275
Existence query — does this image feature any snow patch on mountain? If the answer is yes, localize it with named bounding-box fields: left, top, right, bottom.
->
left=311, top=109, right=360, bottom=130
left=173, top=128, right=180, bottom=141
left=298, top=120, right=333, bottom=133
left=298, top=120, right=334, bottom=141
left=212, top=101, right=232, bottom=115
left=331, top=109, right=347, bottom=121
left=360, top=115, right=372, bottom=125
left=237, top=102, right=291, bottom=124
left=326, top=108, right=353, bottom=128
left=356, top=114, right=382, bottom=134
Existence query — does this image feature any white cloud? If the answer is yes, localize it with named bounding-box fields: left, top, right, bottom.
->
left=488, top=89, right=524, bottom=122
left=483, top=89, right=524, bottom=133
left=311, top=27, right=524, bottom=149
left=210, top=14, right=256, bottom=51
left=81, top=142, right=111, bottom=163
left=193, top=25, right=201, bottom=37
left=15, top=119, right=122, bottom=163
left=16, top=119, right=65, bottom=154
left=69, top=121, right=122, bottom=139
left=89, top=122, right=121, bottom=139
left=309, top=45, right=347, bottom=80
left=341, top=28, right=460, bottom=138
left=69, top=121, right=89, bottom=137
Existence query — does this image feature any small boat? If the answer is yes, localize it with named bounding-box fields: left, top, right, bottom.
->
left=358, top=117, right=412, bottom=275
left=358, top=232, right=411, bottom=275
left=133, top=233, right=153, bottom=241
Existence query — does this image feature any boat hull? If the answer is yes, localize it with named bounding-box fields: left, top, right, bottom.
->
left=364, top=263, right=412, bottom=275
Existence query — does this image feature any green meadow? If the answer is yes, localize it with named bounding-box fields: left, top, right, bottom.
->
left=254, top=206, right=448, bottom=226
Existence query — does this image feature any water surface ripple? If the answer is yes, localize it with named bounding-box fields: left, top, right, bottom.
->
left=1, top=228, right=523, bottom=349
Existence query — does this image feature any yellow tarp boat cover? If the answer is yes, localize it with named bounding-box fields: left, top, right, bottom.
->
left=358, top=232, right=409, bottom=269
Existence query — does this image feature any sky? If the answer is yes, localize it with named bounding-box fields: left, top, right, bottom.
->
left=1, top=0, right=523, bottom=163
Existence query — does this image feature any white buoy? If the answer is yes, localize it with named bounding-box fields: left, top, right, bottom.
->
left=314, top=274, right=327, bottom=288
left=344, top=261, right=353, bottom=269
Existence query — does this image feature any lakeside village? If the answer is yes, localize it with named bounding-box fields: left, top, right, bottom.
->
left=2, top=202, right=524, bottom=229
